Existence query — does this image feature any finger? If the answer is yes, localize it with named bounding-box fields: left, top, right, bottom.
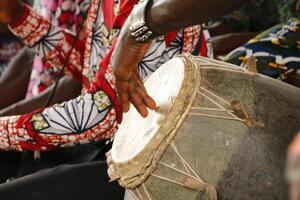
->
left=136, top=86, right=156, bottom=110
left=144, top=96, right=156, bottom=110
left=116, top=81, right=130, bottom=112
left=119, top=92, right=130, bottom=113
left=129, top=91, right=148, bottom=118
left=132, top=72, right=156, bottom=110
left=133, top=72, right=149, bottom=94
left=127, top=77, right=149, bottom=116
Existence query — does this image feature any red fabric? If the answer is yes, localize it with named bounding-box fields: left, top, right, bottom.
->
left=97, top=39, right=122, bottom=123
left=102, top=0, right=115, bottom=31
left=58, top=12, right=71, bottom=25
left=165, top=31, right=179, bottom=47
left=100, top=38, right=117, bottom=72
left=200, top=31, right=208, bottom=57
left=9, top=4, right=31, bottom=28
left=17, top=109, right=57, bottom=151
left=90, top=69, right=123, bottom=123
left=113, top=0, right=138, bottom=29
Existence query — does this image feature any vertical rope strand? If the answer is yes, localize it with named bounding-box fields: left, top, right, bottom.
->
left=142, top=183, right=153, bottom=200
left=135, top=188, right=143, bottom=200
left=170, top=142, right=204, bottom=183
left=128, top=190, right=140, bottom=200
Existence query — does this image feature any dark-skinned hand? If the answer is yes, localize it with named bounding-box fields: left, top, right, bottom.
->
left=112, top=17, right=156, bottom=118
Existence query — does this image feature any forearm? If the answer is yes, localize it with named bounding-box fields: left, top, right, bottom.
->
left=0, top=76, right=82, bottom=116
left=0, top=83, right=117, bottom=151
left=146, top=0, right=250, bottom=35
left=211, top=32, right=258, bottom=56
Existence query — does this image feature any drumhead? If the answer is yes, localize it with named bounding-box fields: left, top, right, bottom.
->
left=112, top=57, right=186, bottom=163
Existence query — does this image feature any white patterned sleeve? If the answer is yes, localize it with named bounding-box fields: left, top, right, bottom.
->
left=9, top=4, right=85, bottom=78
left=0, top=87, right=119, bottom=151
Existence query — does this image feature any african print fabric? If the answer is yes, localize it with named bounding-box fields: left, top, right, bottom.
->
left=225, top=18, right=300, bottom=81
left=26, top=0, right=90, bottom=98
left=0, top=0, right=31, bottom=76
left=0, top=0, right=204, bottom=151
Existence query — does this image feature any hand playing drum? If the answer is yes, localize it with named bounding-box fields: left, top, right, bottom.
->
left=112, top=17, right=156, bottom=118
left=112, top=0, right=251, bottom=117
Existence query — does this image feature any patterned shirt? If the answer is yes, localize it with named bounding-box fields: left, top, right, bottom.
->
left=0, top=0, right=202, bottom=151
left=225, top=18, right=300, bottom=81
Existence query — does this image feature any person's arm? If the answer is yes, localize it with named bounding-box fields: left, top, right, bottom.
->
left=211, top=32, right=258, bottom=56
left=0, top=47, right=33, bottom=109
left=0, top=76, right=82, bottom=117
left=112, top=0, right=250, bottom=117
left=0, top=68, right=119, bottom=152
left=146, top=0, right=249, bottom=35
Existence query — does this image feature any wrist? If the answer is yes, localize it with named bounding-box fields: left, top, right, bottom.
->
left=128, top=0, right=162, bottom=43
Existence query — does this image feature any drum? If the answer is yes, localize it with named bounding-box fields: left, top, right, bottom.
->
left=107, top=55, right=300, bottom=200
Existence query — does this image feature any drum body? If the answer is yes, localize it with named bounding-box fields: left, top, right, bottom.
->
left=108, top=55, right=300, bottom=200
